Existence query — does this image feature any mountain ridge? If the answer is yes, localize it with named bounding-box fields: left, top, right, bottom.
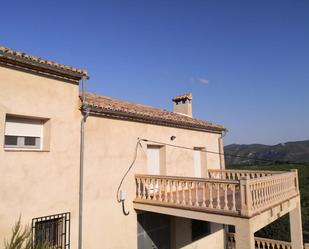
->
left=224, top=139, right=309, bottom=166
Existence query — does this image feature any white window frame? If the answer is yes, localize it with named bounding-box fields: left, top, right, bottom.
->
left=4, top=115, right=44, bottom=150
left=4, top=136, right=41, bottom=149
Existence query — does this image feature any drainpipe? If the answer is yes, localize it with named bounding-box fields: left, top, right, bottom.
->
left=219, top=129, right=229, bottom=249
left=219, top=129, right=228, bottom=170
left=78, top=75, right=89, bottom=249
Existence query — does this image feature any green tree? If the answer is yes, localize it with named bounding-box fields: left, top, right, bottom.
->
left=227, top=164, right=309, bottom=243
left=4, top=218, right=50, bottom=249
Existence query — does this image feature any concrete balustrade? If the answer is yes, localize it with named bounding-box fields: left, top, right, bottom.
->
left=208, top=169, right=285, bottom=180
left=135, top=174, right=239, bottom=214
left=244, top=171, right=298, bottom=216
left=134, top=169, right=299, bottom=218
left=227, top=232, right=307, bottom=249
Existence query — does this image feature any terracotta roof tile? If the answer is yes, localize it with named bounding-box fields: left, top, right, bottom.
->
left=85, top=93, right=225, bottom=133
left=0, top=46, right=88, bottom=79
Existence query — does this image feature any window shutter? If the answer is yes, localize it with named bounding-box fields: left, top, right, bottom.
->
left=5, top=117, right=43, bottom=137
left=147, top=146, right=160, bottom=175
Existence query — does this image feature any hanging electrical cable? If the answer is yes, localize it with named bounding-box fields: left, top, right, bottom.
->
left=139, top=138, right=309, bottom=166
left=116, top=138, right=143, bottom=215
left=116, top=137, right=309, bottom=215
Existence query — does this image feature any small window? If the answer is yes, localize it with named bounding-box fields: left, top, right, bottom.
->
left=32, top=213, right=70, bottom=249
left=4, top=116, right=44, bottom=150
left=192, top=219, right=211, bottom=241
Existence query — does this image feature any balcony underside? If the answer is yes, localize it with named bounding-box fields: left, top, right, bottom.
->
left=134, top=195, right=299, bottom=230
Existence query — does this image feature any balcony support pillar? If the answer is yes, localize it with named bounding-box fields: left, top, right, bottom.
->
left=289, top=198, right=303, bottom=249
left=235, top=220, right=255, bottom=249
left=239, top=176, right=252, bottom=217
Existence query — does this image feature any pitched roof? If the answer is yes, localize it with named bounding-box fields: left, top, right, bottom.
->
left=0, top=46, right=87, bottom=82
left=84, top=93, right=225, bottom=133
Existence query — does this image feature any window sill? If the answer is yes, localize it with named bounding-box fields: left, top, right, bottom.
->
left=4, top=149, right=50, bottom=152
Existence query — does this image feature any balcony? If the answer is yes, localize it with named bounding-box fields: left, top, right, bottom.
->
left=134, top=169, right=299, bottom=218
left=133, top=169, right=303, bottom=249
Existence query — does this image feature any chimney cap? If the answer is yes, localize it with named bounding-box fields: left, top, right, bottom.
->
left=172, top=93, right=192, bottom=103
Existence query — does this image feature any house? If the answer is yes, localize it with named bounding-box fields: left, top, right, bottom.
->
left=0, top=46, right=305, bottom=249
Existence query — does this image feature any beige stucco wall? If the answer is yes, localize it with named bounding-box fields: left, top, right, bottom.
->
left=172, top=217, right=224, bottom=249
left=0, top=63, right=224, bottom=249
left=83, top=116, right=223, bottom=249
left=0, top=66, right=81, bottom=248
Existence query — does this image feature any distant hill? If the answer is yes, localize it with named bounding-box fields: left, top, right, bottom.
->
left=224, top=140, right=309, bottom=166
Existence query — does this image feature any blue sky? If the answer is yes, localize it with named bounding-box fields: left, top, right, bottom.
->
left=1, top=0, right=308, bottom=145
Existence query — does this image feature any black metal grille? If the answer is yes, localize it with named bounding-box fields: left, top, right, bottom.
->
left=32, top=212, right=70, bottom=249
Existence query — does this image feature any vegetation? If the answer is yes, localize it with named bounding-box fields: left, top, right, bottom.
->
left=4, top=218, right=49, bottom=249
left=227, top=164, right=309, bottom=243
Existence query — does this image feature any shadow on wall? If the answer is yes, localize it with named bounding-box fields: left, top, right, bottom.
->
left=177, top=220, right=224, bottom=249
left=137, top=212, right=224, bottom=249
left=137, top=212, right=171, bottom=249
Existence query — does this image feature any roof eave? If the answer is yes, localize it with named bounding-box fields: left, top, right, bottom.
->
left=86, top=104, right=225, bottom=134
left=0, top=51, right=87, bottom=82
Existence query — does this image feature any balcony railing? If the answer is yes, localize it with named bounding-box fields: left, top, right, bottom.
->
left=207, top=169, right=285, bottom=180
left=227, top=233, right=309, bottom=249
left=134, top=169, right=299, bottom=217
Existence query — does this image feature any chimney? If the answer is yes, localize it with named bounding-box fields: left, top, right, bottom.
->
left=172, top=93, right=192, bottom=117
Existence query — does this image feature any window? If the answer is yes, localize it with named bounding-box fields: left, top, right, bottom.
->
left=4, top=115, right=46, bottom=150
left=32, top=213, right=70, bottom=249
left=191, top=219, right=211, bottom=241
